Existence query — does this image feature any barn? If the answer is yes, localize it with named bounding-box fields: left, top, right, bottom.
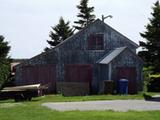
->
left=15, top=19, right=143, bottom=95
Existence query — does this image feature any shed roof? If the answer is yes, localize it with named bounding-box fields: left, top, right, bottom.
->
left=98, top=47, right=143, bottom=65
left=98, top=47, right=127, bottom=64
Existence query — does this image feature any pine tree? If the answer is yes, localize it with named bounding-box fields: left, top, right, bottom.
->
left=139, top=1, right=160, bottom=72
left=0, top=35, right=11, bottom=89
left=74, top=0, right=96, bottom=30
left=47, top=17, right=74, bottom=48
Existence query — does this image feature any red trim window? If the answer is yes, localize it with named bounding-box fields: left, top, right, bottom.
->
left=88, top=34, right=104, bottom=50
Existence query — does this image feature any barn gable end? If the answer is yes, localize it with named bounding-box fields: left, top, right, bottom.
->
left=15, top=19, right=143, bottom=95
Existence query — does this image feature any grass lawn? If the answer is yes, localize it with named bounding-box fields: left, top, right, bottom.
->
left=0, top=92, right=160, bottom=120
left=24, top=92, right=159, bottom=103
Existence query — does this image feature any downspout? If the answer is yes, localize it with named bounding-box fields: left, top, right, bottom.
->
left=108, top=63, right=112, bottom=80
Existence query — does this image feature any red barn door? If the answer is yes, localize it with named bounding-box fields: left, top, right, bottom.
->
left=21, top=65, right=56, bottom=92
left=117, top=67, right=137, bottom=94
left=65, top=64, right=93, bottom=83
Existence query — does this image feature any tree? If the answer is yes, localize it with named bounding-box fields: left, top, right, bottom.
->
left=47, top=17, right=74, bottom=48
left=0, top=35, right=11, bottom=89
left=139, top=1, right=160, bottom=72
left=74, top=0, right=96, bottom=30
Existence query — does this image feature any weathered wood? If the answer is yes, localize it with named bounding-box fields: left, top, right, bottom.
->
left=0, top=84, right=44, bottom=101
left=56, top=82, right=90, bottom=96
left=15, top=19, right=143, bottom=94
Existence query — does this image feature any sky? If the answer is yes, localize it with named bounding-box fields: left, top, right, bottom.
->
left=0, top=0, right=158, bottom=58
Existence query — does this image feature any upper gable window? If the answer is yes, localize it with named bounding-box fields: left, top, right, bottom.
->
left=88, top=34, right=104, bottom=50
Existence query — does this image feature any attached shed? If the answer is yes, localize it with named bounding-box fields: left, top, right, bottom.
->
left=98, top=47, right=143, bottom=94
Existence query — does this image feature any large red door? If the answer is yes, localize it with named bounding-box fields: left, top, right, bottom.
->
left=21, top=65, right=56, bottom=92
left=117, top=67, right=137, bottom=94
left=65, top=64, right=93, bottom=83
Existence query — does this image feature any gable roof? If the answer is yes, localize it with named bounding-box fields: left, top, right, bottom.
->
left=52, top=18, right=138, bottom=50
left=23, top=19, right=103, bottom=61
left=103, top=22, right=139, bottom=48
left=98, top=47, right=143, bottom=64
left=35, top=19, right=138, bottom=57
left=15, top=20, right=101, bottom=67
left=16, top=19, right=139, bottom=67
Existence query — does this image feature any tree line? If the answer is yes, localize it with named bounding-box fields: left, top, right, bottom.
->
left=0, top=36, right=10, bottom=89
left=139, top=1, right=160, bottom=73
left=138, top=1, right=160, bottom=92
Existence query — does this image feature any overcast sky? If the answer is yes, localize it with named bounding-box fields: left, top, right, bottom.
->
left=0, top=0, right=157, bottom=58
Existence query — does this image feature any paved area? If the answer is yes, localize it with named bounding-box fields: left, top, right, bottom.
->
left=42, top=99, right=160, bottom=112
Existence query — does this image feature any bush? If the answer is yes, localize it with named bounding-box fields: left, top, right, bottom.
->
left=0, top=59, right=11, bottom=89
left=147, top=75, right=160, bottom=92
left=143, top=67, right=153, bottom=92
left=143, top=67, right=160, bottom=92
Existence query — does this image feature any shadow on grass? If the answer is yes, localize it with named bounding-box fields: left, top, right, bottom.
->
left=0, top=98, right=40, bottom=104
left=0, top=99, right=15, bottom=104
left=143, top=93, right=160, bottom=102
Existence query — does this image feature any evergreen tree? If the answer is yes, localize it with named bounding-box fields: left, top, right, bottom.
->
left=139, top=1, right=160, bottom=72
left=74, top=0, right=96, bottom=30
left=47, top=17, right=74, bottom=48
left=0, top=35, right=11, bottom=89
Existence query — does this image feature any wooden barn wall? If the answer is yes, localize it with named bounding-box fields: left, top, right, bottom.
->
left=110, top=50, right=143, bottom=91
left=97, top=64, right=109, bottom=93
left=15, top=20, right=140, bottom=93
left=97, top=64, right=109, bottom=82
left=55, top=20, right=137, bottom=52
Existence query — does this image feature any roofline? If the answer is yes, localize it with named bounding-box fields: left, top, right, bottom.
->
left=28, top=18, right=138, bottom=61
left=98, top=47, right=143, bottom=65
left=97, top=47, right=127, bottom=64
left=103, top=23, right=139, bottom=48
left=125, top=47, right=143, bottom=63
left=53, top=18, right=139, bottom=50
left=11, top=58, right=29, bottom=62
left=33, top=19, right=102, bottom=58
left=16, top=19, right=102, bottom=67
left=48, top=19, right=102, bottom=50
left=16, top=18, right=139, bottom=67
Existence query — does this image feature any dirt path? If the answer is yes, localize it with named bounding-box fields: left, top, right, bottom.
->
left=42, top=99, right=160, bottom=112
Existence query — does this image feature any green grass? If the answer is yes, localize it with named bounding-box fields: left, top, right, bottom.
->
left=33, top=94, right=144, bottom=103
left=29, top=92, right=159, bottom=103
left=0, top=104, right=160, bottom=120
left=0, top=92, right=160, bottom=120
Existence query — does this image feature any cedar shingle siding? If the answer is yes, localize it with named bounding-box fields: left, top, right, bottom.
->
left=15, top=19, right=143, bottom=94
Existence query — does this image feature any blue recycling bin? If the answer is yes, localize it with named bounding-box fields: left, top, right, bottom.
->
left=118, top=79, right=128, bottom=95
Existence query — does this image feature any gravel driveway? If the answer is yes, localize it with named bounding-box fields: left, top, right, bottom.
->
left=42, top=99, right=160, bottom=112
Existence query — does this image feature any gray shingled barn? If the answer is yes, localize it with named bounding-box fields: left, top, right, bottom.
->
left=15, top=19, right=143, bottom=95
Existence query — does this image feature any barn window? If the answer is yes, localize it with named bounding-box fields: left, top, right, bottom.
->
left=88, top=34, right=104, bottom=50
